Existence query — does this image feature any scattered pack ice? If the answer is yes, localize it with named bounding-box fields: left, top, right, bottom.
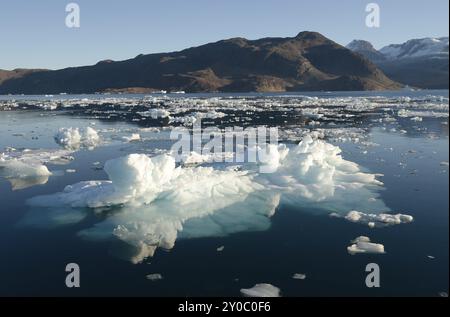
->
left=1, top=94, right=448, bottom=143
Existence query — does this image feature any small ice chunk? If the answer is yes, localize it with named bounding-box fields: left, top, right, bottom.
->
left=54, top=128, right=81, bottom=149
left=240, top=283, right=281, bottom=297
left=54, top=127, right=100, bottom=149
left=292, top=273, right=306, bottom=280
left=65, top=169, right=76, bottom=173
left=83, top=127, right=100, bottom=148
left=122, top=133, right=141, bottom=142
left=146, top=273, right=163, bottom=281
left=347, top=236, right=385, bottom=255
left=216, top=246, right=225, bottom=252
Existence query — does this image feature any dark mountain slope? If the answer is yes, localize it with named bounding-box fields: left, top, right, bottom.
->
left=0, top=31, right=401, bottom=94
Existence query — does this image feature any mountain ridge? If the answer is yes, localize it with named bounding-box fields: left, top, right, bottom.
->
left=0, top=31, right=401, bottom=94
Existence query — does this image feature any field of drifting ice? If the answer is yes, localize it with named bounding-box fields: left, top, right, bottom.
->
left=1, top=93, right=447, bottom=264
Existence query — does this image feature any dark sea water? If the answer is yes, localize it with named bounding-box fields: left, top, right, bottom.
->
left=0, top=90, right=448, bottom=296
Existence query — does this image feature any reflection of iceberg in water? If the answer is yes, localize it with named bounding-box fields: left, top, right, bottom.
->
left=24, top=134, right=389, bottom=263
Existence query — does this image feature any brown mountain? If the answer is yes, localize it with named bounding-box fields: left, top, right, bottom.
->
left=0, top=31, right=401, bottom=94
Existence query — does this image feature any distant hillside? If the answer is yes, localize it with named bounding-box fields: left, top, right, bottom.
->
left=0, top=31, right=401, bottom=94
left=347, top=37, right=449, bottom=89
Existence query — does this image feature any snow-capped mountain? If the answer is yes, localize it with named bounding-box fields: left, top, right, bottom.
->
left=346, top=37, right=449, bottom=89
left=380, top=37, right=449, bottom=60
left=346, top=40, right=386, bottom=62
left=346, top=39, right=377, bottom=52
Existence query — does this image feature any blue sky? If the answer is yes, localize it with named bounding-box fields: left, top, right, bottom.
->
left=0, top=0, right=448, bottom=70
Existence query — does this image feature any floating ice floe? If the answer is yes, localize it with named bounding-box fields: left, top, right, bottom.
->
left=145, top=273, right=163, bottom=281
left=240, top=284, right=281, bottom=297
left=54, top=127, right=100, bottom=149
left=25, top=134, right=389, bottom=263
left=0, top=158, right=51, bottom=178
left=347, top=236, right=385, bottom=255
left=339, top=210, right=414, bottom=228
left=122, top=133, right=141, bottom=142
left=292, top=273, right=306, bottom=280
left=0, top=159, right=51, bottom=190
left=0, top=148, right=74, bottom=190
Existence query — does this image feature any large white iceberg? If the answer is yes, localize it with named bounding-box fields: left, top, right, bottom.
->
left=26, top=135, right=389, bottom=263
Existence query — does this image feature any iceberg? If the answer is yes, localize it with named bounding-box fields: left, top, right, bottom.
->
left=25, top=134, right=389, bottom=263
